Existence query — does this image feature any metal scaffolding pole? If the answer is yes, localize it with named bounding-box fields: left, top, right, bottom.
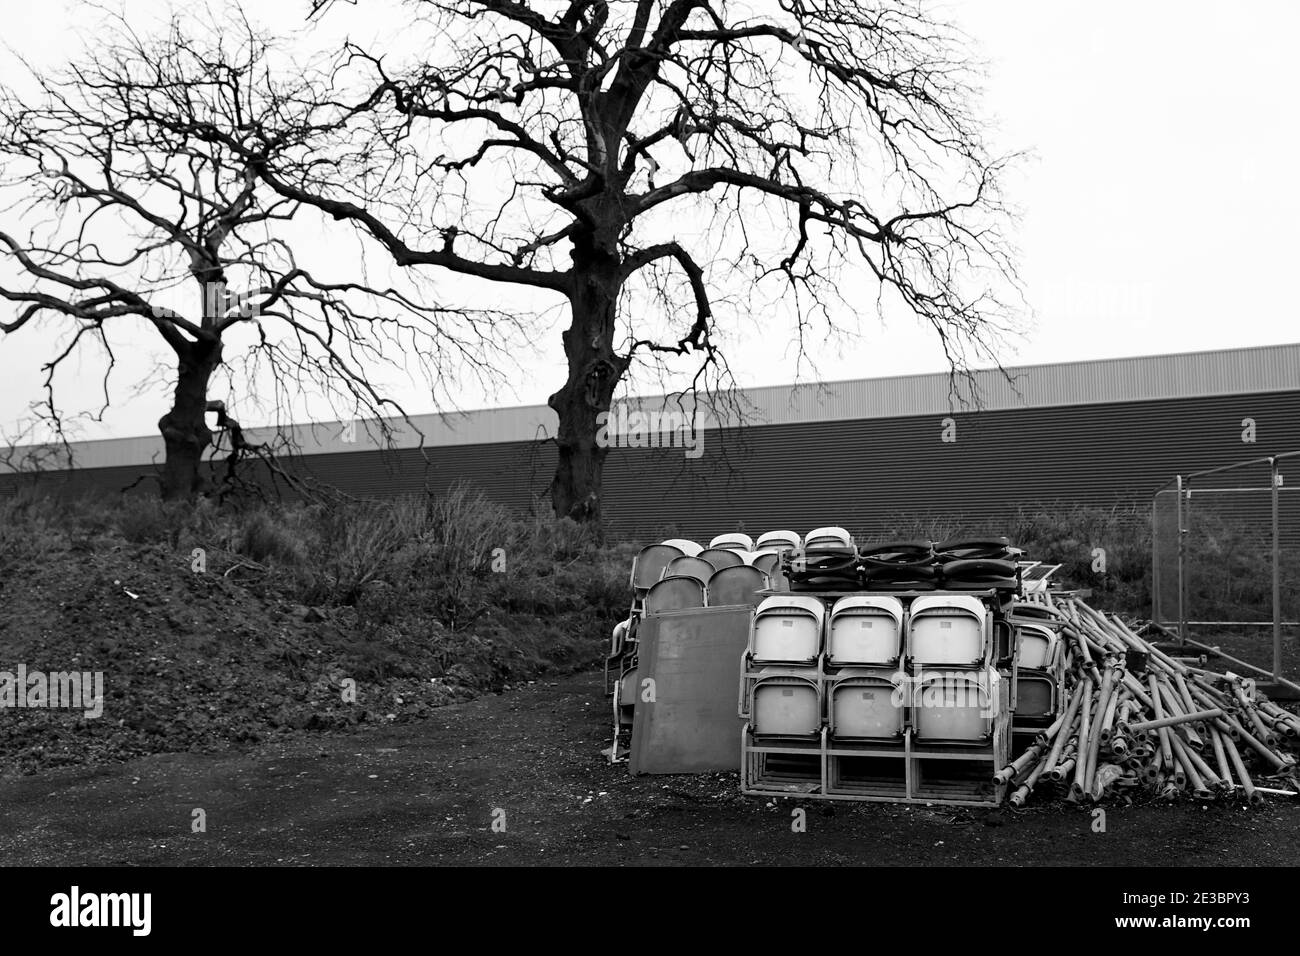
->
left=1272, top=458, right=1282, bottom=683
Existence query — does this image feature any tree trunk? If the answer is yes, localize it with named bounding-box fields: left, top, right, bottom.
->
left=548, top=247, right=627, bottom=523
left=157, top=338, right=222, bottom=501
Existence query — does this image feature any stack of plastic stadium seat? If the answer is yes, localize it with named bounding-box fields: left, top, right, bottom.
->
left=825, top=596, right=907, bottom=741
left=1005, top=600, right=1066, bottom=735
left=609, top=534, right=776, bottom=762
left=781, top=535, right=1024, bottom=593
left=613, top=527, right=1033, bottom=799
left=907, top=594, right=1000, bottom=743
left=742, top=595, right=825, bottom=739
left=738, top=594, right=827, bottom=790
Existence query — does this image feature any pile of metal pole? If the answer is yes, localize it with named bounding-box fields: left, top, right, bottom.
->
left=1002, top=594, right=1300, bottom=807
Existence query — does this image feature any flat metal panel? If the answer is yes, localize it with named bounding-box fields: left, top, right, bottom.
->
left=629, top=606, right=753, bottom=774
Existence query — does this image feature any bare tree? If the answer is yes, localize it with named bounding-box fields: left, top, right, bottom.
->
left=0, top=12, right=518, bottom=500
left=202, top=0, right=1023, bottom=520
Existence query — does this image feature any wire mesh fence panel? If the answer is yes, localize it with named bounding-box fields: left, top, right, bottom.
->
left=1183, top=457, right=1298, bottom=678
left=1152, top=454, right=1300, bottom=684
left=1272, top=453, right=1300, bottom=680
left=1185, top=459, right=1274, bottom=626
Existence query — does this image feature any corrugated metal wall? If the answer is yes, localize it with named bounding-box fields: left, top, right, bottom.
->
left=6, top=389, right=1300, bottom=544
left=595, top=390, right=1300, bottom=540
left=9, top=343, right=1300, bottom=470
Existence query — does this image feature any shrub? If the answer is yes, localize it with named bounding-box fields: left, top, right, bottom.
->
left=114, top=495, right=177, bottom=545
left=233, top=509, right=310, bottom=567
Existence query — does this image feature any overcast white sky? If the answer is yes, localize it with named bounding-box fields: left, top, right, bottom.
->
left=1, top=0, right=1298, bottom=442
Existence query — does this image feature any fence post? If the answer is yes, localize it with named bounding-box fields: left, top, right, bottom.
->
left=1151, top=490, right=1160, bottom=624
left=1176, top=474, right=1187, bottom=645
left=1272, top=458, right=1282, bottom=683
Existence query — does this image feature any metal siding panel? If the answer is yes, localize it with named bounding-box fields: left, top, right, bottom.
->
left=8, top=343, right=1300, bottom=469
left=6, top=390, right=1300, bottom=549
left=595, top=390, right=1300, bottom=541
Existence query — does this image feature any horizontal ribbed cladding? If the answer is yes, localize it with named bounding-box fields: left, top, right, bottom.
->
left=4, top=390, right=1300, bottom=550
left=0, top=442, right=560, bottom=511
left=595, top=390, right=1300, bottom=541
left=274, top=441, right=557, bottom=504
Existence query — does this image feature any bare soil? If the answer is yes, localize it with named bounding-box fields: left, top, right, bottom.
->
left=1, top=669, right=1296, bottom=866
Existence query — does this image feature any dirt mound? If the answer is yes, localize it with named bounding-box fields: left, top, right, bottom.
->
left=0, top=538, right=597, bottom=776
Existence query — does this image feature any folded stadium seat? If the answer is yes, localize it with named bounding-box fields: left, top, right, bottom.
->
left=755, top=530, right=801, bottom=553
left=706, top=565, right=769, bottom=607
left=828, top=669, right=906, bottom=740
left=804, top=526, right=854, bottom=551
left=934, top=537, right=1013, bottom=561
left=709, top=532, right=754, bottom=553
left=911, top=668, right=1001, bottom=743
left=749, top=672, right=823, bottom=739
left=664, top=555, right=716, bottom=584
left=750, top=595, right=826, bottom=664
left=785, top=527, right=861, bottom=589
left=660, top=537, right=703, bottom=557
left=1012, top=670, right=1058, bottom=724
left=933, top=538, right=1023, bottom=591
left=827, top=595, right=905, bottom=666
left=629, top=543, right=684, bottom=611
left=643, top=575, right=706, bottom=614
left=939, top=558, right=1020, bottom=591
left=857, top=540, right=938, bottom=589
left=907, top=594, right=990, bottom=666
left=1014, top=621, right=1060, bottom=670
left=785, top=547, right=860, bottom=588
left=698, top=547, right=745, bottom=572
left=614, top=664, right=638, bottom=730
left=1006, top=601, right=1061, bottom=624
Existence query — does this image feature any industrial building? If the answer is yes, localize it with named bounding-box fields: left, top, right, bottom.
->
left=4, top=343, right=1300, bottom=540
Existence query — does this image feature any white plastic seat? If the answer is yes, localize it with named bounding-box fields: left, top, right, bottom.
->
left=665, top=555, right=715, bottom=584
left=1015, top=622, right=1059, bottom=669
left=750, top=671, right=821, bottom=737
left=709, top=532, right=754, bottom=552
left=907, top=594, right=989, bottom=665
left=911, top=668, right=1000, bottom=742
left=750, top=595, right=826, bottom=663
left=804, top=526, right=854, bottom=550
left=748, top=552, right=781, bottom=575
left=609, top=618, right=630, bottom=656
left=828, top=596, right=905, bottom=666
left=706, top=565, right=768, bottom=607
left=698, top=547, right=745, bottom=572
left=755, top=530, right=801, bottom=553
left=660, top=538, right=702, bottom=557
left=644, top=576, right=706, bottom=614
left=828, top=668, right=905, bottom=740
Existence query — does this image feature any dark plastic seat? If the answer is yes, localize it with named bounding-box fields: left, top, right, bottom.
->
left=664, top=555, right=716, bottom=584
left=698, top=547, right=745, bottom=572
left=644, top=575, right=706, bottom=614
left=706, top=565, right=768, bottom=607
left=630, top=543, right=684, bottom=592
